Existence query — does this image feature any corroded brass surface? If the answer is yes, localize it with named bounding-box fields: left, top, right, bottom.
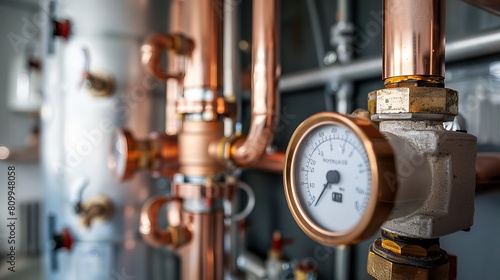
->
left=368, top=87, right=458, bottom=116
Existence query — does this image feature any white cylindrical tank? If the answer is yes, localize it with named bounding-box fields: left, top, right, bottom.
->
left=40, top=1, right=169, bottom=279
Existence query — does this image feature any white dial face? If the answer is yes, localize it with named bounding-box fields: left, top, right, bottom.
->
left=294, top=123, right=372, bottom=232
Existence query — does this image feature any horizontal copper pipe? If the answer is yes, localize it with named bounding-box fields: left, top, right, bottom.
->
left=247, top=152, right=500, bottom=190
left=383, top=0, right=445, bottom=82
left=231, top=0, right=280, bottom=166
left=476, top=153, right=500, bottom=184
left=248, top=151, right=285, bottom=173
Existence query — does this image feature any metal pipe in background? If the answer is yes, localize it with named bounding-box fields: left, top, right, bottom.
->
left=223, top=0, right=242, bottom=136
left=223, top=0, right=240, bottom=102
left=333, top=245, right=352, bottom=280
left=279, top=30, right=500, bottom=92
left=306, top=0, right=326, bottom=68
left=223, top=0, right=243, bottom=277
left=383, top=0, right=445, bottom=82
left=462, top=0, right=500, bottom=16
left=337, top=0, right=352, bottom=22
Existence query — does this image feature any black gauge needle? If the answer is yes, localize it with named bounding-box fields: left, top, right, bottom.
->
left=315, top=170, right=340, bottom=207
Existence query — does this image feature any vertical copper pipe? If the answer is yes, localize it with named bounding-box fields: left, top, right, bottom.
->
left=231, top=0, right=280, bottom=166
left=383, top=0, right=445, bottom=85
left=178, top=211, right=225, bottom=280
left=165, top=0, right=185, bottom=135
left=183, top=0, right=223, bottom=90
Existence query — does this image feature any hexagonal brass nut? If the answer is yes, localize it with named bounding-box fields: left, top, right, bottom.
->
left=381, top=239, right=441, bottom=257
left=368, top=87, right=458, bottom=115
left=367, top=251, right=449, bottom=280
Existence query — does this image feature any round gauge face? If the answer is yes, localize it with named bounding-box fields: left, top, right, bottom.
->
left=294, top=123, right=372, bottom=233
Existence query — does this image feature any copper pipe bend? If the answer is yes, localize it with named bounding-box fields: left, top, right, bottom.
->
left=218, top=0, right=280, bottom=167
left=140, top=196, right=191, bottom=248
left=141, top=33, right=194, bottom=80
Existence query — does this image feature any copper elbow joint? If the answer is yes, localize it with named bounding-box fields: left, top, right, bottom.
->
left=141, top=33, right=194, bottom=80
left=139, top=196, right=191, bottom=249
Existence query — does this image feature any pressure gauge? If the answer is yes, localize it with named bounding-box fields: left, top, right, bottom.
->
left=284, top=112, right=397, bottom=245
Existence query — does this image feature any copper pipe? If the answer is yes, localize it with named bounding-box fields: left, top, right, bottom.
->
left=183, top=0, right=222, bottom=90
left=230, top=0, right=280, bottom=166
left=476, top=153, right=500, bottom=184
left=248, top=151, right=285, bottom=173
left=177, top=211, right=225, bottom=280
left=140, top=196, right=172, bottom=247
left=141, top=34, right=194, bottom=81
left=140, top=196, right=191, bottom=248
left=166, top=0, right=186, bottom=135
left=383, top=0, right=445, bottom=85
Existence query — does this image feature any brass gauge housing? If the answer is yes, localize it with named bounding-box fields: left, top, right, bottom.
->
left=284, top=112, right=397, bottom=245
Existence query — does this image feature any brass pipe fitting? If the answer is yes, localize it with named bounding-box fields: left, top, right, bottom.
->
left=179, top=120, right=225, bottom=176
left=75, top=195, right=114, bottom=228
left=109, top=129, right=179, bottom=181
left=368, top=87, right=458, bottom=121
left=81, top=71, right=116, bottom=97
left=367, top=231, right=451, bottom=280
